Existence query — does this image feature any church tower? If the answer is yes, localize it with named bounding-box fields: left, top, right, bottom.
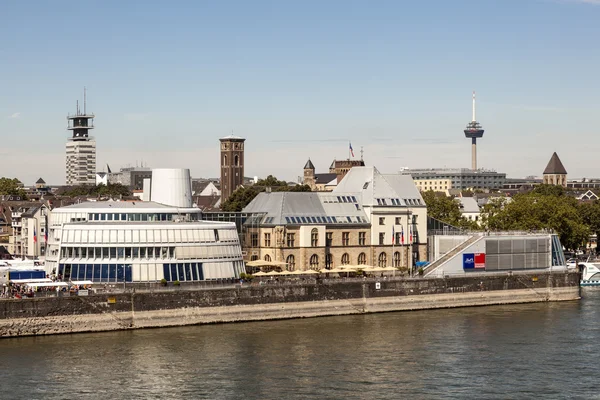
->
left=543, top=152, right=567, bottom=187
left=303, top=159, right=316, bottom=190
left=220, top=135, right=245, bottom=205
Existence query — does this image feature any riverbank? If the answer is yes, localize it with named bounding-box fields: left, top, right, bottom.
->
left=0, top=271, right=580, bottom=338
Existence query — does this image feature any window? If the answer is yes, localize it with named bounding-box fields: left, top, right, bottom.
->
left=234, top=154, right=239, bottom=166
left=378, top=252, right=387, bottom=267
left=251, top=255, right=259, bottom=261
left=326, top=232, right=333, bottom=247
left=358, top=252, right=367, bottom=265
left=394, top=252, right=401, bottom=267
left=325, top=253, right=333, bottom=269
left=341, top=253, right=350, bottom=265
left=251, top=233, right=258, bottom=247
left=342, top=232, right=349, bottom=246
left=276, top=254, right=292, bottom=272
left=359, top=232, right=366, bottom=246
left=310, top=254, right=319, bottom=270
left=395, top=217, right=401, bottom=225
left=396, top=232, right=402, bottom=245
left=264, top=254, right=271, bottom=262
left=311, top=228, right=319, bottom=247
left=264, top=233, right=271, bottom=247
left=223, top=155, right=228, bottom=165
left=286, top=233, right=295, bottom=247
left=379, top=217, right=385, bottom=225
left=379, top=232, right=385, bottom=245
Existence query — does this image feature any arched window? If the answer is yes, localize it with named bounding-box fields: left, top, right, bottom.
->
left=310, top=254, right=319, bottom=270
left=394, top=251, right=401, bottom=267
left=341, top=253, right=350, bottom=265
left=251, top=255, right=258, bottom=261
left=264, top=254, right=271, bottom=262
left=234, top=154, right=239, bottom=166
left=311, top=228, right=318, bottom=247
left=223, top=155, right=228, bottom=166
left=358, top=252, right=367, bottom=265
left=325, top=253, right=333, bottom=269
left=286, top=254, right=295, bottom=271
left=378, top=252, right=387, bottom=267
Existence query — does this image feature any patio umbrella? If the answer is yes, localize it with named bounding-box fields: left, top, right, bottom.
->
left=253, top=271, right=268, bottom=276
left=265, top=270, right=281, bottom=276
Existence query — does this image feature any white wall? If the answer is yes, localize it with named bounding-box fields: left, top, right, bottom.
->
left=150, top=169, right=193, bottom=207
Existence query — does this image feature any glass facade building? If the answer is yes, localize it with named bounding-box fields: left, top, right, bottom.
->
left=46, top=202, right=244, bottom=282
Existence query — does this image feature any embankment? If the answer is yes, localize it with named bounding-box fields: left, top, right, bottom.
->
left=0, top=271, right=580, bottom=338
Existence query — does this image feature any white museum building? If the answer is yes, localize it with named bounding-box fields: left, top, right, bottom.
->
left=45, top=169, right=244, bottom=283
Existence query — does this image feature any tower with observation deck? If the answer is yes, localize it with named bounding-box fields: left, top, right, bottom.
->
left=464, top=92, right=485, bottom=170
left=66, top=89, right=96, bottom=185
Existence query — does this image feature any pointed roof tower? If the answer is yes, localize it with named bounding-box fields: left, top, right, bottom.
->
left=543, top=152, right=567, bottom=175
left=304, top=159, right=315, bottom=170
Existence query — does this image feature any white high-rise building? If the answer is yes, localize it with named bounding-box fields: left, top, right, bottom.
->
left=65, top=90, right=96, bottom=185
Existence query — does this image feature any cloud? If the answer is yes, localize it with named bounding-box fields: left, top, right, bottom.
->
left=8, top=112, right=20, bottom=119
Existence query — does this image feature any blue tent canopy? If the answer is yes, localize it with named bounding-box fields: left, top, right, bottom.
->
left=415, top=261, right=429, bottom=267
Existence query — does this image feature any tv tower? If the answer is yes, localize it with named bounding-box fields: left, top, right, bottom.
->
left=464, top=91, right=485, bottom=170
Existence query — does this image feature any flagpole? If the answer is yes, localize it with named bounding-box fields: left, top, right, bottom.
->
left=392, top=225, right=395, bottom=277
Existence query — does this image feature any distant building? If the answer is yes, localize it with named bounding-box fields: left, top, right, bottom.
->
left=455, top=197, right=481, bottom=224
left=108, top=167, right=153, bottom=190
left=66, top=91, right=96, bottom=185
left=302, top=158, right=365, bottom=191
left=402, top=168, right=506, bottom=190
left=543, top=152, right=567, bottom=187
left=412, top=178, right=452, bottom=194
left=96, top=172, right=108, bottom=186
left=220, top=135, right=245, bottom=205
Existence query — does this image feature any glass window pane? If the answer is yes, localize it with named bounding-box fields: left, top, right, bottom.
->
left=170, top=264, right=177, bottom=281
left=192, top=263, right=199, bottom=281
left=185, top=263, right=192, bottom=281
left=177, top=263, right=185, bottom=282
left=163, top=263, right=170, bottom=281
left=101, top=264, right=109, bottom=282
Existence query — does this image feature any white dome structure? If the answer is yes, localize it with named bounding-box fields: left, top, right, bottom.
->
left=150, top=168, right=193, bottom=208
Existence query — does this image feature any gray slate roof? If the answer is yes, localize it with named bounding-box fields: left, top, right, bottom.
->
left=243, top=192, right=369, bottom=226
left=456, top=197, right=480, bottom=213
left=333, top=166, right=425, bottom=207
left=315, top=173, right=337, bottom=184
left=304, top=159, right=315, bottom=170
left=543, top=152, right=567, bottom=175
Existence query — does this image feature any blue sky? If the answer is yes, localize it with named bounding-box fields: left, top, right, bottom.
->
left=1, top=0, right=599, bottom=185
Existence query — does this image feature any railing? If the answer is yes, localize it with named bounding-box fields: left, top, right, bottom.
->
left=430, top=229, right=556, bottom=237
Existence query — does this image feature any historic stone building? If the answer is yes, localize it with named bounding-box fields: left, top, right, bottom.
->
left=542, top=152, right=567, bottom=187
left=219, top=135, right=245, bottom=204
left=302, top=158, right=366, bottom=191
left=244, top=166, right=427, bottom=270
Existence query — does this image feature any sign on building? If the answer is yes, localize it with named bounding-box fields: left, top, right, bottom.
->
left=463, top=253, right=486, bottom=270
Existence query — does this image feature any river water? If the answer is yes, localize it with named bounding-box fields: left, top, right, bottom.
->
left=1, top=288, right=598, bottom=400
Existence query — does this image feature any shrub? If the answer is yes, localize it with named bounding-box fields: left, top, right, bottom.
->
left=174, top=280, right=181, bottom=286
left=160, top=278, right=167, bottom=286
left=418, top=267, right=424, bottom=276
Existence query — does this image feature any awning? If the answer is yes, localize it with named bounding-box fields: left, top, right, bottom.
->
left=9, top=278, right=53, bottom=284
left=70, top=280, right=94, bottom=285
left=24, top=282, right=68, bottom=288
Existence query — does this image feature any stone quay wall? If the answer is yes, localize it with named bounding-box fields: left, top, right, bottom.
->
left=0, top=271, right=580, bottom=338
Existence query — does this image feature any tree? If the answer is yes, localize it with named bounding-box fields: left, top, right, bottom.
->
left=221, top=177, right=312, bottom=212
left=421, top=190, right=479, bottom=230
left=0, top=177, right=27, bottom=199
left=58, top=183, right=132, bottom=198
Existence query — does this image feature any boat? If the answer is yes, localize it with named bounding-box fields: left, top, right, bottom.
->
left=580, top=262, right=600, bottom=286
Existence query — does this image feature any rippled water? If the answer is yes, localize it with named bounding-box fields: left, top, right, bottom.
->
left=1, top=288, right=599, bottom=399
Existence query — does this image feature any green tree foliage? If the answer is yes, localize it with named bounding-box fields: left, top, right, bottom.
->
left=482, top=186, right=589, bottom=251
left=421, top=190, right=478, bottom=230
left=0, top=177, right=27, bottom=199
left=58, top=183, right=132, bottom=198
left=221, top=176, right=311, bottom=212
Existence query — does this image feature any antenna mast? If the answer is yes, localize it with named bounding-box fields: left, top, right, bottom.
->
left=84, top=87, right=87, bottom=115
left=472, top=91, right=476, bottom=122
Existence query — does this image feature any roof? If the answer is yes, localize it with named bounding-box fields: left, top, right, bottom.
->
left=304, top=159, right=315, bottom=170
left=54, top=201, right=200, bottom=213
left=543, top=152, right=567, bottom=175
left=333, top=166, right=425, bottom=207
left=456, top=197, right=480, bottom=214
left=315, top=173, right=337, bottom=184
left=36, top=178, right=46, bottom=184
left=243, top=192, right=369, bottom=226
left=219, top=134, right=245, bottom=141
left=194, top=195, right=221, bottom=211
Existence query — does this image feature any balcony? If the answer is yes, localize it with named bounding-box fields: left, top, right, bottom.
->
left=11, top=221, right=21, bottom=227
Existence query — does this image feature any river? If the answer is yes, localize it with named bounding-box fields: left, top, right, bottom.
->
left=1, top=288, right=597, bottom=399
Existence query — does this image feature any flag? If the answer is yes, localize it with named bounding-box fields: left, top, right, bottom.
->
left=392, top=226, right=395, bottom=244
left=400, top=226, right=404, bottom=245
left=33, top=228, right=37, bottom=243
left=349, top=142, right=354, bottom=157
left=409, top=226, right=413, bottom=243
left=45, top=213, right=48, bottom=242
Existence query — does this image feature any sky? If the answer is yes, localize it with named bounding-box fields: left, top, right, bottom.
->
left=1, top=0, right=599, bottom=185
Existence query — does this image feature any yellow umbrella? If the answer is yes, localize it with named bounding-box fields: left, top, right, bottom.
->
left=265, top=270, right=281, bottom=276
left=253, top=271, right=268, bottom=276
